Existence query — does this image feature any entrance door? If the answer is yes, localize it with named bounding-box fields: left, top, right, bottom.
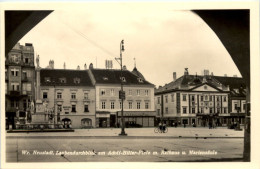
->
left=110, top=115, right=116, bottom=127
left=99, top=118, right=107, bottom=128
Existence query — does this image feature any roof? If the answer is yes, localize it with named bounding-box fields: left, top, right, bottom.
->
left=90, top=69, right=154, bottom=86
left=40, top=69, right=93, bottom=87
left=155, top=74, right=246, bottom=97
left=132, top=67, right=145, bottom=80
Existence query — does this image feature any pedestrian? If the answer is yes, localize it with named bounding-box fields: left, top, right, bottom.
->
left=159, top=122, right=162, bottom=131
left=175, top=122, right=178, bottom=128
left=184, top=123, right=186, bottom=128
left=162, top=123, right=166, bottom=133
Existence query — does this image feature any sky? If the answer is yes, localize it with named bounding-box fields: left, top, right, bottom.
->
left=19, top=3, right=242, bottom=87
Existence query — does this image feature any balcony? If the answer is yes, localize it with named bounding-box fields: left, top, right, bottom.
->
left=7, top=91, right=20, bottom=97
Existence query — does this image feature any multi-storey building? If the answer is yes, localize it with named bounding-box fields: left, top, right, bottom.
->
left=36, top=64, right=96, bottom=128
left=5, top=43, right=35, bottom=129
left=88, top=64, right=156, bottom=128
left=155, top=68, right=246, bottom=127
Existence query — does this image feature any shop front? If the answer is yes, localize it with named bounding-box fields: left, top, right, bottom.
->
left=96, top=111, right=110, bottom=128
left=117, top=111, right=156, bottom=127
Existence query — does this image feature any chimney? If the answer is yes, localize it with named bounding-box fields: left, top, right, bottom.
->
left=173, top=72, right=176, bottom=81
left=84, top=63, right=87, bottom=70
left=89, top=63, right=94, bottom=69
left=233, top=75, right=237, bottom=77
left=77, top=65, right=80, bottom=70
left=211, top=72, right=214, bottom=76
left=63, top=62, right=66, bottom=69
left=224, top=74, right=227, bottom=77
left=203, top=69, right=209, bottom=76
left=184, top=68, right=189, bottom=75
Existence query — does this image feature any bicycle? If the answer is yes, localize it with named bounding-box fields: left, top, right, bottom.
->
left=154, top=126, right=168, bottom=133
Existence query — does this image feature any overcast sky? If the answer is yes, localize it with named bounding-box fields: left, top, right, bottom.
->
left=19, top=3, right=241, bottom=87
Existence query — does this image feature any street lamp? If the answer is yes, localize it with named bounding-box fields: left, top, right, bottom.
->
left=117, top=40, right=127, bottom=136
left=53, top=80, right=56, bottom=128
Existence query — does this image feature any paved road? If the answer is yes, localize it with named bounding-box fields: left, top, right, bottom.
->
left=6, top=132, right=244, bottom=162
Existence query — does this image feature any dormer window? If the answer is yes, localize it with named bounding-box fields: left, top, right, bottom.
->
left=74, top=78, right=80, bottom=84
left=138, top=78, right=143, bottom=83
left=59, top=78, right=66, bottom=83
left=45, top=77, right=51, bottom=82
left=120, top=77, right=126, bottom=82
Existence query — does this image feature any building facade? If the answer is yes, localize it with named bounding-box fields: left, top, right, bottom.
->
left=36, top=68, right=96, bottom=128
left=5, top=43, right=35, bottom=129
left=88, top=65, right=156, bottom=128
left=155, top=69, right=246, bottom=127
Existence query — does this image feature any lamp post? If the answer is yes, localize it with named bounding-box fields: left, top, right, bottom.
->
left=53, top=81, right=56, bottom=128
left=117, top=40, right=127, bottom=136
left=235, top=107, right=241, bottom=130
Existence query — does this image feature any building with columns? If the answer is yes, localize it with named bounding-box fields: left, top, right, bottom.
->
left=88, top=64, right=156, bottom=128
left=155, top=68, right=246, bottom=127
left=5, top=43, right=35, bottom=129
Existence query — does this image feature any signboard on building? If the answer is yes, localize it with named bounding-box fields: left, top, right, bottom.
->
left=117, top=111, right=156, bottom=117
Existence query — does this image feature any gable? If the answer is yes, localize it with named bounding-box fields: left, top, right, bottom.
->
left=192, top=84, right=220, bottom=92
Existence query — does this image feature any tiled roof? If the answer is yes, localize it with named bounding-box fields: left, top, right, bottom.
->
left=40, top=69, right=93, bottom=87
left=90, top=69, right=154, bottom=86
left=155, top=74, right=246, bottom=97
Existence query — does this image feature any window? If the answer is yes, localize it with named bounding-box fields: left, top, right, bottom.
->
left=145, top=90, right=149, bottom=96
left=129, top=90, right=132, bottom=95
left=201, top=108, right=204, bottom=114
left=57, top=105, right=62, bottom=112
left=111, top=102, right=115, bottom=109
left=119, top=102, right=122, bottom=109
left=243, top=103, right=246, bottom=110
left=205, top=95, right=208, bottom=101
left=138, top=78, right=143, bottom=83
left=157, top=97, right=160, bottom=104
left=165, top=107, right=168, bottom=114
left=11, top=83, right=19, bottom=91
left=210, top=108, right=213, bottom=114
left=192, top=108, right=195, bottom=114
left=72, top=105, right=76, bottom=112
left=183, top=107, right=187, bottom=114
left=111, top=89, right=115, bottom=96
left=137, top=90, right=140, bottom=96
left=157, top=109, right=160, bottom=116
left=27, top=83, right=31, bottom=91
left=129, top=102, right=133, bottom=109
left=171, top=94, right=174, bottom=102
left=165, top=95, right=168, bottom=103
left=102, top=102, right=106, bottom=109
left=11, top=68, right=19, bottom=76
left=84, top=105, right=89, bottom=112
left=224, top=108, right=227, bottom=114
left=223, top=96, right=227, bottom=102
left=217, top=108, right=220, bottom=113
left=209, top=96, right=213, bottom=101
left=25, top=57, right=29, bottom=64
left=121, top=77, right=126, bottom=82
left=71, top=93, right=76, bottom=99
left=204, top=85, right=208, bottom=90
left=137, top=102, right=141, bottom=109
left=191, top=95, right=195, bottom=102
left=183, top=95, right=186, bottom=101
left=101, top=89, right=106, bottom=96
left=217, top=96, right=220, bottom=102
left=201, top=96, right=203, bottom=101
left=84, top=93, right=89, bottom=99
left=43, top=92, right=48, bottom=99
left=234, top=103, right=238, bottom=109
left=74, top=78, right=80, bottom=84
left=145, top=102, right=149, bottom=109
left=11, top=100, right=15, bottom=108
left=57, top=92, right=62, bottom=99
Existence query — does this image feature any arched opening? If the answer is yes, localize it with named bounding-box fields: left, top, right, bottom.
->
left=62, top=118, right=72, bottom=128
left=81, top=118, right=92, bottom=128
